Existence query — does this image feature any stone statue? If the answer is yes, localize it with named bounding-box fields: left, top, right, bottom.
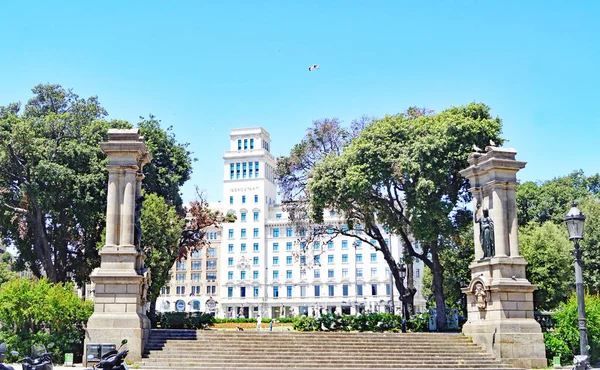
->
left=474, top=204, right=495, bottom=258
left=473, top=282, right=487, bottom=310
left=134, top=195, right=145, bottom=251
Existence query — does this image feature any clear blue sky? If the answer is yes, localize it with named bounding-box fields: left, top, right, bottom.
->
left=1, top=1, right=598, bottom=203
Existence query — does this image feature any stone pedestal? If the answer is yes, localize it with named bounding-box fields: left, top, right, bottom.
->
left=85, top=129, right=152, bottom=362
left=459, top=146, right=546, bottom=369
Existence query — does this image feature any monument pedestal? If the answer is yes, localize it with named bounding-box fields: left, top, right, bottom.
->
left=84, top=130, right=152, bottom=363
left=462, top=257, right=546, bottom=368
left=459, top=146, right=546, bottom=368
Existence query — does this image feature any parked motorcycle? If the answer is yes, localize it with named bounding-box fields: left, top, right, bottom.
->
left=0, top=343, right=16, bottom=370
left=90, top=340, right=129, bottom=370
left=12, top=343, right=54, bottom=370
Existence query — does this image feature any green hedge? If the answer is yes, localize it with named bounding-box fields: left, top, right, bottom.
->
left=544, top=294, right=600, bottom=365
left=156, top=312, right=214, bottom=329
left=212, top=317, right=295, bottom=324
left=292, top=313, right=430, bottom=332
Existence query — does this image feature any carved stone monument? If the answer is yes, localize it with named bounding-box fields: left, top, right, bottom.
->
left=85, top=129, right=152, bottom=362
left=459, top=146, right=546, bottom=368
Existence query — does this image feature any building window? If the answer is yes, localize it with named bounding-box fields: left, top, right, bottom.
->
left=371, top=253, right=377, bottom=262
left=236, top=163, right=240, bottom=179
left=243, top=139, right=248, bottom=150
left=228, top=257, right=234, bottom=266
left=286, top=256, right=292, bottom=265
left=326, top=241, right=333, bottom=250
left=273, top=228, right=280, bottom=238
left=253, top=228, right=259, bottom=238
left=328, top=285, right=335, bottom=297
left=273, top=270, right=279, bottom=279
left=300, top=286, right=306, bottom=297
left=228, top=272, right=233, bottom=280
left=273, top=286, right=279, bottom=297
left=241, top=229, right=247, bottom=238
left=286, top=242, right=292, bottom=251
left=240, top=286, right=246, bottom=297
left=241, top=212, right=246, bottom=222
left=342, top=268, right=348, bottom=277
left=249, top=162, right=253, bottom=178
left=357, top=268, right=363, bottom=278
left=242, top=162, right=247, bottom=178
left=386, top=284, right=391, bottom=295
left=254, top=194, right=259, bottom=203
left=357, top=284, right=363, bottom=296
left=228, top=244, right=234, bottom=252
left=237, top=139, right=242, bottom=150
left=253, top=271, right=259, bottom=279
left=250, top=138, right=254, bottom=149
left=355, top=240, right=362, bottom=248
left=176, top=273, right=186, bottom=281
left=253, top=243, right=259, bottom=252
left=314, top=255, right=320, bottom=264
left=273, top=243, right=279, bottom=252
left=207, top=273, right=216, bottom=281
left=328, top=269, right=334, bottom=278
left=371, top=268, right=377, bottom=277
left=241, top=243, right=247, bottom=252
left=240, top=271, right=246, bottom=280
left=300, top=255, right=306, bottom=265
left=230, top=164, right=234, bottom=180
left=286, top=270, right=292, bottom=279
left=314, top=269, right=321, bottom=278
left=343, top=284, right=349, bottom=297
left=276, top=213, right=282, bottom=219
left=342, top=240, right=348, bottom=249
left=328, top=255, right=334, bottom=264
left=253, top=286, right=259, bottom=297
left=207, top=248, right=217, bottom=258
left=371, top=284, right=378, bottom=296
left=286, top=228, right=293, bottom=237
left=228, top=229, right=234, bottom=239
left=253, top=257, right=259, bottom=265
left=255, top=162, right=259, bottom=177
left=229, top=195, right=233, bottom=204
left=342, top=254, right=348, bottom=263
left=356, top=254, right=363, bottom=263
left=191, top=273, right=201, bottom=282
left=207, top=261, right=217, bottom=270
left=191, top=250, right=202, bottom=258
left=253, top=211, right=259, bottom=221
left=416, top=268, right=420, bottom=278
left=176, top=262, right=186, bottom=271
left=273, top=257, right=279, bottom=265
left=287, top=286, right=293, bottom=297
left=314, top=242, right=320, bottom=250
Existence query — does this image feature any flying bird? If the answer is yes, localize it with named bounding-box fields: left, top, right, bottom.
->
left=308, top=64, right=319, bottom=71
left=472, top=144, right=482, bottom=152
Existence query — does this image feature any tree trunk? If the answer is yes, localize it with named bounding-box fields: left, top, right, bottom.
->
left=431, top=243, right=447, bottom=331
left=406, top=262, right=416, bottom=314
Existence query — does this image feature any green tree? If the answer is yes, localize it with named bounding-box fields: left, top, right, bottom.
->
left=140, top=193, right=184, bottom=327
left=519, top=222, right=573, bottom=310
left=0, top=278, right=93, bottom=363
left=0, top=84, right=194, bottom=285
left=0, top=253, right=18, bottom=286
left=307, top=103, right=503, bottom=329
left=579, top=198, right=600, bottom=293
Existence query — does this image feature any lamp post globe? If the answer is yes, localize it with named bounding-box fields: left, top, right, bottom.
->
left=565, top=201, right=586, bottom=241
left=564, top=201, right=589, bottom=369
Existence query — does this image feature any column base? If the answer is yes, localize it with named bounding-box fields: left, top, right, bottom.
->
left=463, top=319, right=546, bottom=369
left=85, top=313, right=150, bottom=362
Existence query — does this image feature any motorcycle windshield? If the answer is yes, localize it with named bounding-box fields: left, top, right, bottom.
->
left=31, top=344, right=47, bottom=358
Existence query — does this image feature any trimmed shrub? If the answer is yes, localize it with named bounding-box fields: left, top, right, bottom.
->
left=156, top=312, right=213, bottom=329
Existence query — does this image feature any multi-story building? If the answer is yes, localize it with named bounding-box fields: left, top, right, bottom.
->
left=156, top=127, right=425, bottom=318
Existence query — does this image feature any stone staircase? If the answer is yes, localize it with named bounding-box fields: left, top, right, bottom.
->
left=139, top=329, right=525, bottom=370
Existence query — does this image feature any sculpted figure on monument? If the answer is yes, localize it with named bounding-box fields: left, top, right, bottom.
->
left=474, top=204, right=495, bottom=258
left=473, top=282, right=487, bottom=310
left=134, top=195, right=145, bottom=251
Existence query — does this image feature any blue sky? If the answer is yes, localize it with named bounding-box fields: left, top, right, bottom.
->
left=1, top=0, right=598, bottom=203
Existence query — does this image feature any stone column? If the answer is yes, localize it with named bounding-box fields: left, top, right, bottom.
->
left=85, top=129, right=152, bottom=363
left=459, top=146, right=546, bottom=369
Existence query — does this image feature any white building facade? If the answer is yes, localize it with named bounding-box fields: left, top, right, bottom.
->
left=156, top=127, right=425, bottom=318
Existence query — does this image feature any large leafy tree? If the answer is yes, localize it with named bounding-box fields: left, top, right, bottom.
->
left=307, top=103, right=502, bottom=329
left=0, top=253, right=18, bottom=287
left=0, top=84, right=194, bottom=284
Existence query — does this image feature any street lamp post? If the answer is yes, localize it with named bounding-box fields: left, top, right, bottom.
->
left=564, top=201, right=589, bottom=368
left=397, top=263, right=407, bottom=333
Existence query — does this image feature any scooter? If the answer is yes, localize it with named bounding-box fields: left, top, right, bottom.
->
left=572, top=354, right=592, bottom=370
left=90, top=340, right=129, bottom=370
left=13, top=343, right=54, bottom=370
left=0, top=343, right=16, bottom=370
